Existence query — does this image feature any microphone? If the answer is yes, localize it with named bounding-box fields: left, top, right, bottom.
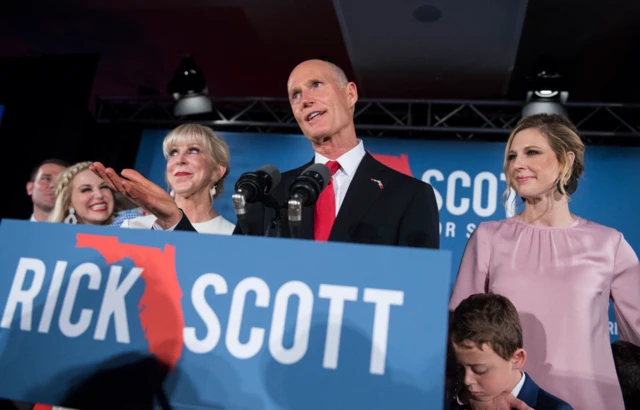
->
left=233, top=164, right=281, bottom=234
left=287, top=163, right=331, bottom=238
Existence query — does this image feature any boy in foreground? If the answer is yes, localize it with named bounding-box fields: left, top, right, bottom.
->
left=448, top=293, right=573, bottom=410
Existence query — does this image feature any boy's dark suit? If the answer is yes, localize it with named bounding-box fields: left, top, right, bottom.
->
left=176, top=153, right=440, bottom=249
left=448, top=373, right=573, bottom=410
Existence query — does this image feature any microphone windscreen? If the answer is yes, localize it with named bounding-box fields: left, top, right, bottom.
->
left=301, top=163, right=331, bottom=190
left=257, top=164, right=282, bottom=193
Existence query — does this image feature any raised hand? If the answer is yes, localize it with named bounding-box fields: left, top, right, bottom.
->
left=91, top=162, right=182, bottom=229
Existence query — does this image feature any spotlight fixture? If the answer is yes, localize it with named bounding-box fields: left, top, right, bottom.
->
left=167, top=55, right=212, bottom=116
left=522, top=54, right=569, bottom=117
left=522, top=59, right=569, bottom=118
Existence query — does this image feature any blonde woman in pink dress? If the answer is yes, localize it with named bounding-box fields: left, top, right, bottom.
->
left=449, top=114, right=640, bottom=410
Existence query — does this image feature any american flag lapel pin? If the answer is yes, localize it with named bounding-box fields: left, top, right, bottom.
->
left=371, top=178, right=384, bottom=189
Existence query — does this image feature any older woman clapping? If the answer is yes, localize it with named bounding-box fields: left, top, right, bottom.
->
left=120, top=124, right=234, bottom=235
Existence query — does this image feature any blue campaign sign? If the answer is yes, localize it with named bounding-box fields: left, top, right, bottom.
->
left=135, top=130, right=640, bottom=342
left=0, top=220, right=452, bottom=410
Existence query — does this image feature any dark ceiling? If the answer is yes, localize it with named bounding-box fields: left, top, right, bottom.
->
left=1, top=0, right=639, bottom=104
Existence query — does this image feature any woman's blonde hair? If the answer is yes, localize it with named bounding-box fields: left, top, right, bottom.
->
left=502, top=114, right=585, bottom=205
left=48, top=161, right=115, bottom=224
left=162, top=124, right=230, bottom=199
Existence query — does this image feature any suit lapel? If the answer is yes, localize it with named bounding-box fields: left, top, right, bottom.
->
left=329, top=153, right=386, bottom=242
left=516, top=373, right=539, bottom=408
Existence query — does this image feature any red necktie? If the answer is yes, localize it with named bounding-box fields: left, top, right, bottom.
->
left=314, top=160, right=341, bottom=241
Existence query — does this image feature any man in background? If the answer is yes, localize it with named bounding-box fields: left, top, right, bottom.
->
left=26, top=159, right=69, bottom=222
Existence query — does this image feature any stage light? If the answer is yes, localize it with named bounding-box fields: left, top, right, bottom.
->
left=522, top=68, right=569, bottom=118
left=522, top=98, right=568, bottom=118
left=534, top=90, right=558, bottom=98
left=167, top=55, right=212, bottom=116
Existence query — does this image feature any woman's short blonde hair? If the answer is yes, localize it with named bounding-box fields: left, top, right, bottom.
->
left=503, top=114, right=585, bottom=203
left=48, top=161, right=115, bottom=224
left=162, top=124, right=230, bottom=199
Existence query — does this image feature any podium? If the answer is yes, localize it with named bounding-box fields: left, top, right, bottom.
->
left=0, top=220, right=451, bottom=410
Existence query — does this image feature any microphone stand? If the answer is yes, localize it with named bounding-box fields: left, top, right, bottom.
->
left=265, top=211, right=284, bottom=238
left=262, top=195, right=286, bottom=238
left=232, top=192, right=251, bottom=235
left=288, top=196, right=302, bottom=239
left=233, top=193, right=293, bottom=239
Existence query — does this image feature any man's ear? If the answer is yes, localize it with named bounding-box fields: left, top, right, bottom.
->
left=511, top=348, right=527, bottom=371
left=346, top=81, right=358, bottom=109
left=26, top=181, right=34, bottom=196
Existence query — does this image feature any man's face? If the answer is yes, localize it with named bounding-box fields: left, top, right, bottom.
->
left=287, top=60, right=357, bottom=144
left=27, top=163, right=66, bottom=212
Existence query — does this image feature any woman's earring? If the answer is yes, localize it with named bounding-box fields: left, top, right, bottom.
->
left=64, top=208, right=78, bottom=224
left=169, top=190, right=175, bottom=199
left=210, top=185, right=217, bottom=197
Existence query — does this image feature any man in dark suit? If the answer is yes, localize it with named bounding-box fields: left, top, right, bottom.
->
left=91, top=60, right=439, bottom=248
left=226, top=60, right=439, bottom=247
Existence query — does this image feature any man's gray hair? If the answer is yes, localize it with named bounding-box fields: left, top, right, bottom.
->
left=327, top=61, right=348, bottom=88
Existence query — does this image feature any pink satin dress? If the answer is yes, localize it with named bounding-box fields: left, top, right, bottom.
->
left=450, top=217, right=640, bottom=410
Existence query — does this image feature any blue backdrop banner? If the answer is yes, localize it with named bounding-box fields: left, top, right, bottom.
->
left=0, top=220, right=452, bottom=409
left=135, top=130, right=640, bottom=343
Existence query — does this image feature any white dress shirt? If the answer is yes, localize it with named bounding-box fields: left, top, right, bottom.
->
left=314, top=139, right=366, bottom=216
left=29, top=214, right=38, bottom=222
left=511, top=371, right=526, bottom=398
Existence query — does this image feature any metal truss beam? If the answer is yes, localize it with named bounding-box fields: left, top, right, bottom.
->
left=95, top=96, right=640, bottom=144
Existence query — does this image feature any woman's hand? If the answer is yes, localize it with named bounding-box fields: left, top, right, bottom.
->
left=91, top=162, right=182, bottom=229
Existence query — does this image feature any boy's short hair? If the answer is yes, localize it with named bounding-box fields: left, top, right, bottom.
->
left=449, top=293, right=522, bottom=361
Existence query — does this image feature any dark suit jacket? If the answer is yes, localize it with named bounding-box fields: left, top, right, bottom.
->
left=175, top=153, right=439, bottom=249
left=447, top=373, right=574, bottom=410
